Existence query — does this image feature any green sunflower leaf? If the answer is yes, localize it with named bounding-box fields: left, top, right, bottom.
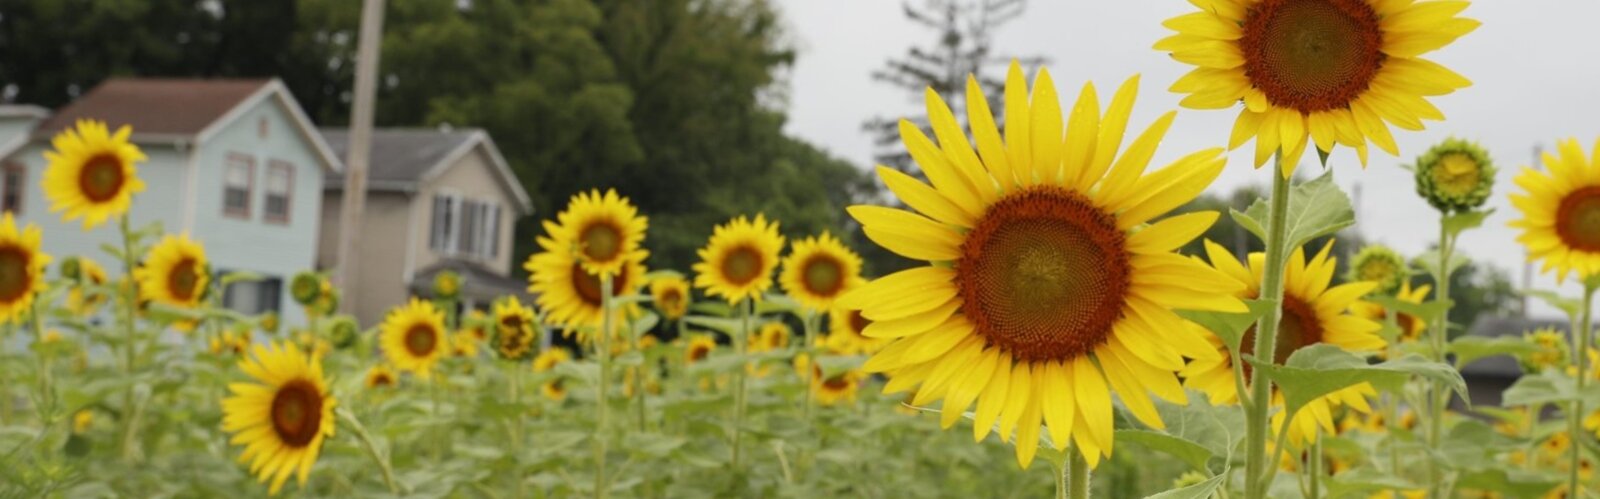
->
left=1442, top=208, right=1494, bottom=239
left=1250, top=345, right=1468, bottom=417
left=1501, top=369, right=1600, bottom=407
left=1143, top=473, right=1225, bottom=499
left=1176, top=299, right=1275, bottom=354
left=1454, top=468, right=1561, bottom=499
left=1116, top=430, right=1213, bottom=473
left=1238, top=171, right=1355, bottom=251
left=1521, top=289, right=1584, bottom=322
left=1413, top=249, right=1469, bottom=280
left=1449, top=336, right=1543, bottom=369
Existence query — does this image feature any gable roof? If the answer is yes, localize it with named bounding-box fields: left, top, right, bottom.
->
left=30, top=78, right=342, bottom=174
left=321, top=127, right=533, bottom=215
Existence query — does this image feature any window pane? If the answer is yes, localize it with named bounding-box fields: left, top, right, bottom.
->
left=225, top=156, right=251, bottom=214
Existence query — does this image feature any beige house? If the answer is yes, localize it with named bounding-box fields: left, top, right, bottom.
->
left=318, top=127, right=533, bottom=325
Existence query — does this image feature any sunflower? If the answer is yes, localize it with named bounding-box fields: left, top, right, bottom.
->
left=0, top=213, right=50, bottom=323
left=289, top=271, right=323, bottom=306
left=378, top=298, right=449, bottom=379
left=779, top=232, right=863, bottom=311
left=649, top=274, right=691, bottom=321
left=135, top=233, right=209, bottom=309
left=1351, top=279, right=1431, bottom=342
left=462, top=309, right=489, bottom=341
left=826, top=298, right=888, bottom=355
left=433, top=270, right=461, bottom=298
left=526, top=229, right=647, bottom=334
left=543, top=189, right=649, bottom=277
left=73, top=410, right=94, bottom=434
left=692, top=214, right=784, bottom=304
left=1158, top=0, right=1477, bottom=174
left=754, top=321, right=792, bottom=352
left=492, top=296, right=538, bottom=360
left=1510, top=138, right=1600, bottom=282
left=64, top=257, right=108, bottom=316
left=848, top=64, right=1247, bottom=468
left=1414, top=137, right=1495, bottom=213
left=221, top=341, right=336, bottom=495
left=796, top=352, right=865, bottom=406
left=42, top=119, right=148, bottom=229
left=684, top=335, right=717, bottom=365
left=1181, top=240, right=1383, bottom=446
left=1347, top=244, right=1407, bottom=296
left=1522, top=328, right=1569, bottom=372
left=451, top=330, right=481, bottom=358
left=533, top=347, right=573, bottom=401
left=365, top=364, right=397, bottom=389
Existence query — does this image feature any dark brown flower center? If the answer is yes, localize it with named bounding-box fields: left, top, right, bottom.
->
left=1241, top=295, right=1325, bottom=375
left=1556, top=186, right=1600, bottom=252
left=580, top=220, right=624, bottom=263
left=1397, top=312, right=1420, bottom=339
left=167, top=257, right=202, bottom=302
left=0, top=245, right=31, bottom=303
left=78, top=154, right=127, bottom=202
left=956, top=187, right=1130, bottom=362
left=658, top=288, right=683, bottom=312
left=404, top=324, right=438, bottom=356
left=270, top=379, right=324, bottom=447
left=570, top=262, right=629, bottom=306
left=687, top=343, right=710, bottom=363
left=800, top=254, right=846, bottom=297
left=822, top=375, right=852, bottom=391
left=1241, top=0, right=1383, bottom=113
left=370, top=372, right=394, bottom=387
left=847, top=310, right=872, bottom=338
left=720, top=246, right=763, bottom=286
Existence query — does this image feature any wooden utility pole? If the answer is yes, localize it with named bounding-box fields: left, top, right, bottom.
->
left=334, top=0, right=386, bottom=307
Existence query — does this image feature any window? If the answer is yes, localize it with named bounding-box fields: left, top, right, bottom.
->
left=429, top=194, right=501, bottom=259
left=264, top=161, right=293, bottom=223
left=1, top=162, right=23, bottom=214
left=221, top=274, right=282, bottom=315
left=223, top=154, right=253, bottom=218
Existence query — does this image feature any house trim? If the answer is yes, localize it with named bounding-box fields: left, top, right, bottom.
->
left=195, top=80, right=343, bottom=175
left=416, top=131, right=533, bottom=215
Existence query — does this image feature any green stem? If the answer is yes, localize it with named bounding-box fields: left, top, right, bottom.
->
left=510, top=363, right=525, bottom=499
left=1068, top=444, right=1090, bottom=499
left=117, top=213, right=141, bottom=462
left=1307, top=436, right=1322, bottom=499
left=1245, top=156, right=1293, bottom=499
left=594, top=274, right=613, bottom=499
left=1568, top=282, right=1596, bottom=499
left=801, top=310, right=817, bottom=423
left=1383, top=308, right=1401, bottom=476
left=730, top=298, right=752, bottom=471
left=1427, top=216, right=1455, bottom=498
left=30, top=299, right=52, bottom=421
left=338, top=408, right=401, bottom=495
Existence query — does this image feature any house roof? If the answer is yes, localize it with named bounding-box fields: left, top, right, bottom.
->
left=28, top=78, right=342, bottom=173
left=408, top=259, right=532, bottom=303
left=321, top=127, right=533, bottom=215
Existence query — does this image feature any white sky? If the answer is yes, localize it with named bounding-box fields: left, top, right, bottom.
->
left=775, top=0, right=1600, bottom=321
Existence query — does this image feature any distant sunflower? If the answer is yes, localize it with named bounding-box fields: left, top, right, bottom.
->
left=1414, top=137, right=1495, bottom=213
left=462, top=309, right=489, bottom=342
left=65, top=257, right=108, bottom=316
left=692, top=214, right=784, bottom=304
left=451, top=330, right=480, bottom=358
left=378, top=299, right=448, bottom=379
left=1509, top=138, right=1600, bottom=282
left=1351, top=279, right=1431, bottom=342
left=649, top=274, right=691, bottom=322
left=797, top=353, right=865, bottom=406
left=0, top=213, right=50, bottom=323
left=1181, top=240, right=1383, bottom=446
left=533, top=347, right=573, bottom=401
left=1347, top=244, right=1407, bottom=296
left=684, top=335, right=716, bottom=365
left=135, top=233, right=208, bottom=309
left=492, top=296, right=538, bottom=360
left=526, top=230, right=646, bottom=334
left=1158, top=0, right=1477, bottom=174
left=41, top=120, right=148, bottom=229
left=849, top=64, right=1245, bottom=468
left=544, top=189, right=649, bottom=277
left=1522, top=327, right=1569, bottom=373
left=826, top=298, right=887, bottom=355
left=779, top=232, right=863, bottom=311
left=755, top=321, right=792, bottom=352
left=221, top=341, right=336, bottom=495
left=365, top=364, right=397, bottom=389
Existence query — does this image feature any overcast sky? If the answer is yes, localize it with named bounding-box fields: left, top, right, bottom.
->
left=773, top=0, right=1600, bottom=321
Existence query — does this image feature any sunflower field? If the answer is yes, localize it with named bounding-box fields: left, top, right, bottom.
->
left=3, top=1, right=1600, bottom=498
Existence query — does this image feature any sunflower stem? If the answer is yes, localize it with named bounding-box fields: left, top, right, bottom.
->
left=593, top=274, right=613, bottom=499
left=30, top=298, right=54, bottom=422
left=1426, top=214, right=1456, bottom=498
left=730, top=298, right=752, bottom=471
left=116, top=213, right=141, bottom=462
left=1568, top=282, right=1596, bottom=499
left=1307, top=435, right=1322, bottom=499
left=1383, top=309, right=1401, bottom=476
left=801, top=310, right=817, bottom=423
left=1244, top=155, right=1292, bottom=499
left=338, top=407, right=401, bottom=495
left=1068, top=443, right=1091, bottom=499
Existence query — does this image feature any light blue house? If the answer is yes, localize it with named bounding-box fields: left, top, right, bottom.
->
left=0, top=78, right=342, bottom=327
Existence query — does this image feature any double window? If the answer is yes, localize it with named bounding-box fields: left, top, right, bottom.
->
left=429, top=194, right=501, bottom=260
left=223, top=154, right=294, bottom=224
left=223, top=154, right=253, bottom=218
left=264, top=161, right=293, bottom=223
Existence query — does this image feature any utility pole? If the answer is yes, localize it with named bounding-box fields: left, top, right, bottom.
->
left=334, top=0, right=386, bottom=308
left=1522, top=144, right=1542, bottom=318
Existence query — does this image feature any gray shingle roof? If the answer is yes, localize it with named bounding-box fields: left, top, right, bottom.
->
left=320, top=127, right=479, bottom=189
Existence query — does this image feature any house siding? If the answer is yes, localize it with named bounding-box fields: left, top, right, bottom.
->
left=188, top=98, right=325, bottom=327
left=318, top=190, right=414, bottom=326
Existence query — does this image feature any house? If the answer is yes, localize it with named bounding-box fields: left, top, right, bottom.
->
left=0, top=79, right=342, bottom=328
left=317, top=127, right=533, bottom=326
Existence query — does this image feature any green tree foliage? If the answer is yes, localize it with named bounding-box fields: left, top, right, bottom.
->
left=0, top=0, right=878, bottom=274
